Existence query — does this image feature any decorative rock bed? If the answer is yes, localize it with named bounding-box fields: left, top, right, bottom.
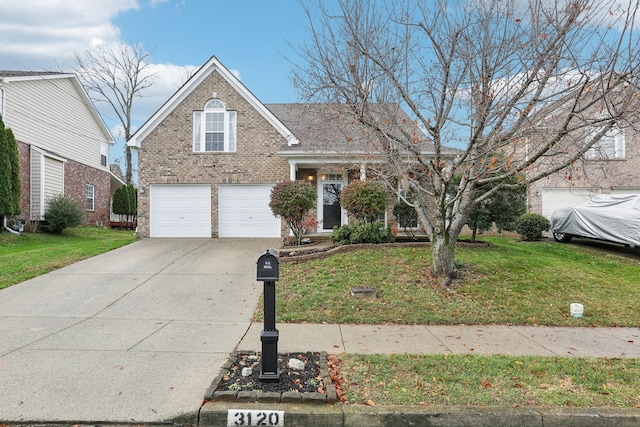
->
left=205, top=351, right=338, bottom=405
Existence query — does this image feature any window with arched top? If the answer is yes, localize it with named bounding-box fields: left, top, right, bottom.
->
left=193, top=99, right=237, bottom=152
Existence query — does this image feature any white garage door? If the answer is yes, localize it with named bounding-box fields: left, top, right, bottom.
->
left=150, top=184, right=211, bottom=237
left=611, top=188, right=640, bottom=195
left=218, top=185, right=281, bottom=237
left=541, top=188, right=599, bottom=219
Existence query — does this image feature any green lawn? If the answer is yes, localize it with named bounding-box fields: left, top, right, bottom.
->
left=340, top=353, right=640, bottom=407
left=0, top=227, right=137, bottom=290
left=271, top=237, right=640, bottom=326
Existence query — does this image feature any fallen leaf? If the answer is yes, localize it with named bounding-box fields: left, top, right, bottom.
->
left=365, top=399, right=376, bottom=406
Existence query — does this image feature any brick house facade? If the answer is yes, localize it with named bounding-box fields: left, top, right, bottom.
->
left=130, top=57, right=295, bottom=238
left=129, top=57, right=459, bottom=238
left=526, top=121, right=640, bottom=219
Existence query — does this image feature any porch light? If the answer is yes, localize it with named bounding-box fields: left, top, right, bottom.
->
left=307, top=175, right=314, bottom=181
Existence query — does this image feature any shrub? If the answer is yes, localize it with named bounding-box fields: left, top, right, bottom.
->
left=269, top=180, right=316, bottom=246
left=331, top=222, right=394, bottom=245
left=340, top=181, right=387, bottom=223
left=515, top=212, right=550, bottom=241
left=44, top=195, right=84, bottom=234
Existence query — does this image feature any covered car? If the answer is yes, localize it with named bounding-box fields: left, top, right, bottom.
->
left=549, top=194, right=640, bottom=246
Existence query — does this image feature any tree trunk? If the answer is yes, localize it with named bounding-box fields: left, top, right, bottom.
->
left=431, top=232, right=457, bottom=279
left=125, top=145, right=132, bottom=185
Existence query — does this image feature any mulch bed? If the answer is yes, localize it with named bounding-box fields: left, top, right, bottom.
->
left=279, top=239, right=492, bottom=263
left=205, top=351, right=345, bottom=404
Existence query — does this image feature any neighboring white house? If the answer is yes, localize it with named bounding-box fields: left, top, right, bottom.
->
left=0, top=71, right=123, bottom=228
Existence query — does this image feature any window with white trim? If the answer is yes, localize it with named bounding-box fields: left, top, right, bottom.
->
left=86, top=184, right=95, bottom=211
left=100, top=143, right=108, bottom=167
left=397, top=187, right=419, bottom=228
left=193, top=99, right=237, bottom=152
left=585, top=126, right=625, bottom=160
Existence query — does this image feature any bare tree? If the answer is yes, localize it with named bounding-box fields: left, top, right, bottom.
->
left=72, top=42, right=155, bottom=184
left=294, top=0, right=640, bottom=282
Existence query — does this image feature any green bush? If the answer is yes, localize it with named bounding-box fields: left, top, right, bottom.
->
left=331, top=222, right=394, bottom=245
left=341, top=181, right=387, bottom=223
left=44, top=195, right=84, bottom=234
left=515, top=212, right=550, bottom=241
left=269, top=180, right=316, bottom=246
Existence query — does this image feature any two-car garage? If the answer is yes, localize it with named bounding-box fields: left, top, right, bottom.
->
left=149, top=184, right=280, bottom=238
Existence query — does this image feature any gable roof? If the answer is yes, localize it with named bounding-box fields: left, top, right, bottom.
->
left=127, top=56, right=297, bottom=148
left=0, top=71, right=115, bottom=145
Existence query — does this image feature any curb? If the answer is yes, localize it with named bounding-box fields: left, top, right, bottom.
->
left=199, top=402, right=640, bottom=427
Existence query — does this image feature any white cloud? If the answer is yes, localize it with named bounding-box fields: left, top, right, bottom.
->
left=0, top=0, right=139, bottom=69
left=130, top=62, right=199, bottom=124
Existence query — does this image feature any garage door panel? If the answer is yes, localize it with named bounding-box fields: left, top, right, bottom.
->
left=150, top=185, right=212, bottom=238
left=218, top=185, right=280, bottom=238
left=541, top=188, right=598, bottom=219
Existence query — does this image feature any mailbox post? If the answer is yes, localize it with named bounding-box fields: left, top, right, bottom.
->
left=257, top=249, right=280, bottom=381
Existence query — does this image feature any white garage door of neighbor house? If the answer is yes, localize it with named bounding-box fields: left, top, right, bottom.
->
left=150, top=184, right=212, bottom=237
left=218, top=185, right=281, bottom=237
left=541, top=188, right=598, bottom=219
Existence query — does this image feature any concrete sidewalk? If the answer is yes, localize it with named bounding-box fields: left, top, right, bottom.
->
left=239, top=322, right=640, bottom=358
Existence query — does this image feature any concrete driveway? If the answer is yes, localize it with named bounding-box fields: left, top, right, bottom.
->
left=0, top=238, right=280, bottom=424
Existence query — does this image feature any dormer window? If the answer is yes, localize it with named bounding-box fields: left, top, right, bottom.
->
left=193, top=99, right=237, bottom=152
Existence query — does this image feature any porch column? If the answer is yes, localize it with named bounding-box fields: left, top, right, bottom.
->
left=360, top=163, right=366, bottom=181
left=289, top=161, right=297, bottom=181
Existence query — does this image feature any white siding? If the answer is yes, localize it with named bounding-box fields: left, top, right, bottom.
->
left=30, top=148, right=65, bottom=220
left=43, top=156, right=65, bottom=204
left=3, top=77, right=110, bottom=169
left=30, top=150, right=43, bottom=220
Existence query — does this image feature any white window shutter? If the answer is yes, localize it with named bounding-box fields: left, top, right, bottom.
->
left=227, top=111, right=236, bottom=151
left=193, top=111, right=202, bottom=151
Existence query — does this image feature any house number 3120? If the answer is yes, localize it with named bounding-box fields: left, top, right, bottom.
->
left=227, top=409, right=284, bottom=426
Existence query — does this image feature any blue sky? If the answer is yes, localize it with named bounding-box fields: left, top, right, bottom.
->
left=113, top=0, right=310, bottom=104
left=0, top=0, right=314, bottom=166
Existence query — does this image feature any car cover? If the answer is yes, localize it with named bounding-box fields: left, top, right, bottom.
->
left=550, top=194, right=640, bottom=246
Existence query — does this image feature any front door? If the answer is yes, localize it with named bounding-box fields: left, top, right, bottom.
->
left=322, top=181, right=343, bottom=230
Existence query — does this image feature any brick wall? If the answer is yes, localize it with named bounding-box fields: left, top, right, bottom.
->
left=14, top=139, right=110, bottom=228
left=137, top=69, right=290, bottom=237
left=528, top=129, right=640, bottom=214
left=16, top=140, right=30, bottom=223
left=64, top=158, right=111, bottom=227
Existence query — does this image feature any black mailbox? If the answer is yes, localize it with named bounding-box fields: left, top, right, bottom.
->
left=257, top=249, right=279, bottom=281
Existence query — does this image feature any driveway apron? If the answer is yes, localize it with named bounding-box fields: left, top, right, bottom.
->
left=0, top=238, right=280, bottom=423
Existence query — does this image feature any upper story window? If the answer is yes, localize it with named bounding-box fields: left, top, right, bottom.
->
left=585, top=126, right=625, bottom=160
left=193, top=99, right=236, bottom=152
left=100, top=143, right=108, bottom=167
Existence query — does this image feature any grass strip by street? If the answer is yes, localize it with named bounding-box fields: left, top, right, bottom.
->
left=340, top=353, right=640, bottom=408
left=265, top=237, right=640, bottom=327
left=0, top=227, right=137, bottom=290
